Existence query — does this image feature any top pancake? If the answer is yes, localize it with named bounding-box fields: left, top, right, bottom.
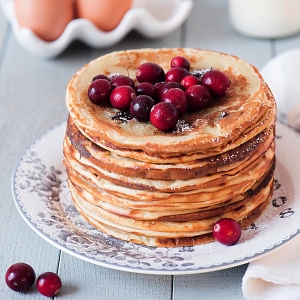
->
left=66, top=48, right=276, bottom=161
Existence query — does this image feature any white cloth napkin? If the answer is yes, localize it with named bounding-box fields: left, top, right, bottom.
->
left=242, top=235, right=300, bottom=300
left=260, top=48, right=300, bottom=131
left=242, top=49, right=300, bottom=299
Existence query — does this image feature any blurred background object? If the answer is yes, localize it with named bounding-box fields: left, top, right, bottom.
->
left=0, top=0, right=193, bottom=58
left=75, top=0, right=132, bottom=32
left=229, top=0, right=300, bottom=38
left=13, top=0, right=74, bottom=42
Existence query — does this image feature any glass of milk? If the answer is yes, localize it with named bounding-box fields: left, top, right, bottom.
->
left=229, top=0, right=300, bottom=38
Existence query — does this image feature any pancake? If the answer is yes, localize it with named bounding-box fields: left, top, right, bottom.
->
left=70, top=181, right=273, bottom=247
left=67, top=160, right=274, bottom=222
left=64, top=48, right=277, bottom=247
left=66, top=48, right=276, bottom=163
left=64, top=129, right=275, bottom=192
left=65, top=115, right=275, bottom=180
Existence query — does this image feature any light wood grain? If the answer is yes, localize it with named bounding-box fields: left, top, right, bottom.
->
left=58, top=253, right=172, bottom=300
left=0, top=4, right=7, bottom=51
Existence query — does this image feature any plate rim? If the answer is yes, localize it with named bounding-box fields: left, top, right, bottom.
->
left=11, top=120, right=300, bottom=275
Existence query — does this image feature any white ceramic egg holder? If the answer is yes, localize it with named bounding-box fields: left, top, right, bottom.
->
left=0, top=0, right=193, bottom=59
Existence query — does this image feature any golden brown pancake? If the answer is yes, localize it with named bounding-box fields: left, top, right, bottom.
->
left=64, top=48, right=277, bottom=247
left=65, top=115, right=275, bottom=180
left=66, top=48, right=276, bottom=163
left=69, top=180, right=273, bottom=247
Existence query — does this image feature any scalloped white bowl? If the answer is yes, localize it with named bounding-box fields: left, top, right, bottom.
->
left=1, top=0, right=193, bottom=59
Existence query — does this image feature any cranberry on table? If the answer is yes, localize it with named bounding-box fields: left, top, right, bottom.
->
left=213, top=218, right=242, bottom=246
left=170, top=56, right=190, bottom=70
left=5, top=262, right=36, bottom=292
left=161, top=88, right=188, bottom=116
left=111, top=74, right=135, bottom=89
left=88, top=79, right=112, bottom=105
left=165, top=67, right=189, bottom=83
left=150, top=102, right=179, bottom=131
left=136, top=62, right=165, bottom=85
left=135, top=82, right=158, bottom=100
left=110, top=85, right=136, bottom=110
left=185, top=85, right=211, bottom=111
left=200, top=70, right=231, bottom=97
left=180, top=75, right=201, bottom=90
left=36, top=272, right=62, bottom=297
left=158, top=81, right=184, bottom=100
left=130, top=95, right=155, bottom=122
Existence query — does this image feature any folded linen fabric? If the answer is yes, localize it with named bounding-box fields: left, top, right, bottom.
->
left=242, top=49, right=300, bottom=299
left=242, top=235, right=300, bottom=300
left=260, top=48, right=300, bottom=131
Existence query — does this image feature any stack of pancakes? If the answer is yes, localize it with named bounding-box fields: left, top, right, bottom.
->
left=64, top=48, right=276, bottom=247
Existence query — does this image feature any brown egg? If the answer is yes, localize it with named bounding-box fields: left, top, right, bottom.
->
left=14, top=0, right=75, bottom=42
left=75, top=0, right=132, bottom=32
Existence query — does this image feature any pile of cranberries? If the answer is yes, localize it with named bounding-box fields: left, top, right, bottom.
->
left=5, top=262, right=62, bottom=297
left=88, top=56, right=231, bottom=131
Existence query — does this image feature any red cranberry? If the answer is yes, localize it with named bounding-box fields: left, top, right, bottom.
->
left=109, top=73, right=121, bottom=81
left=200, top=70, right=231, bottom=97
left=88, top=79, right=112, bottom=105
left=180, top=75, right=200, bottom=90
left=92, top=74, right=110, bottom=82
left=170, top=56, right=190, bottom=70
left=185, top=85, right=211, bottom=111
left=150, top=102, right=179, bottom=131
left=213, top=218, right=241, bottom=246
left=161, top=88, right=188, bottom=116
left=130, top=95, right=155, bottom=122
left=5, top=262, right=36, bottom=292
left=111, top=74, right=135, bottom=89
left=165, top=67, right=189, bottom=83
left=154, top=81, right=167, bottom=90
left=136, top=62, right=165, bottom=85
left=36, top=272, right=62, bottom=297
left=110, top=86, right=136, bottom=110
left=158, top=82, right=184, bottom=100
left=135, top=82, right=158, bottom=100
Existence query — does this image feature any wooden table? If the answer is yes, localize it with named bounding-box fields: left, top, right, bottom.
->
left=1, top=1, right=299, bottom=299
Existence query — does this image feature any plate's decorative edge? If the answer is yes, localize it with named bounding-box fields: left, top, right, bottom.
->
left=11, top=121, right=300, bottom=275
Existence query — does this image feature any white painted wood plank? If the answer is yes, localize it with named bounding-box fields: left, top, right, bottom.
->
left=0, top=206, right=62, bottom=299
left=0, top=29, right=92, bottom=299
left=58, top=253, right=172, bottom=300
left=274, top=33, right=300, bottom=56
left=173, top=264, right=248, bottom=300
left=0, top=3, right=8, bottom=51
left=88, top=28, right=183, bottom=62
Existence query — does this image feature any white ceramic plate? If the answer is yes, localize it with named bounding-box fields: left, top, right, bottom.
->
left=12, top=121, right=300, bottom=275
left=1, top=0, right=193, bottom=58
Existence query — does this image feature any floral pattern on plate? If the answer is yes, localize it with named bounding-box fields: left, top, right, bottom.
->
left=12, top=121, right=300, bottom=275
